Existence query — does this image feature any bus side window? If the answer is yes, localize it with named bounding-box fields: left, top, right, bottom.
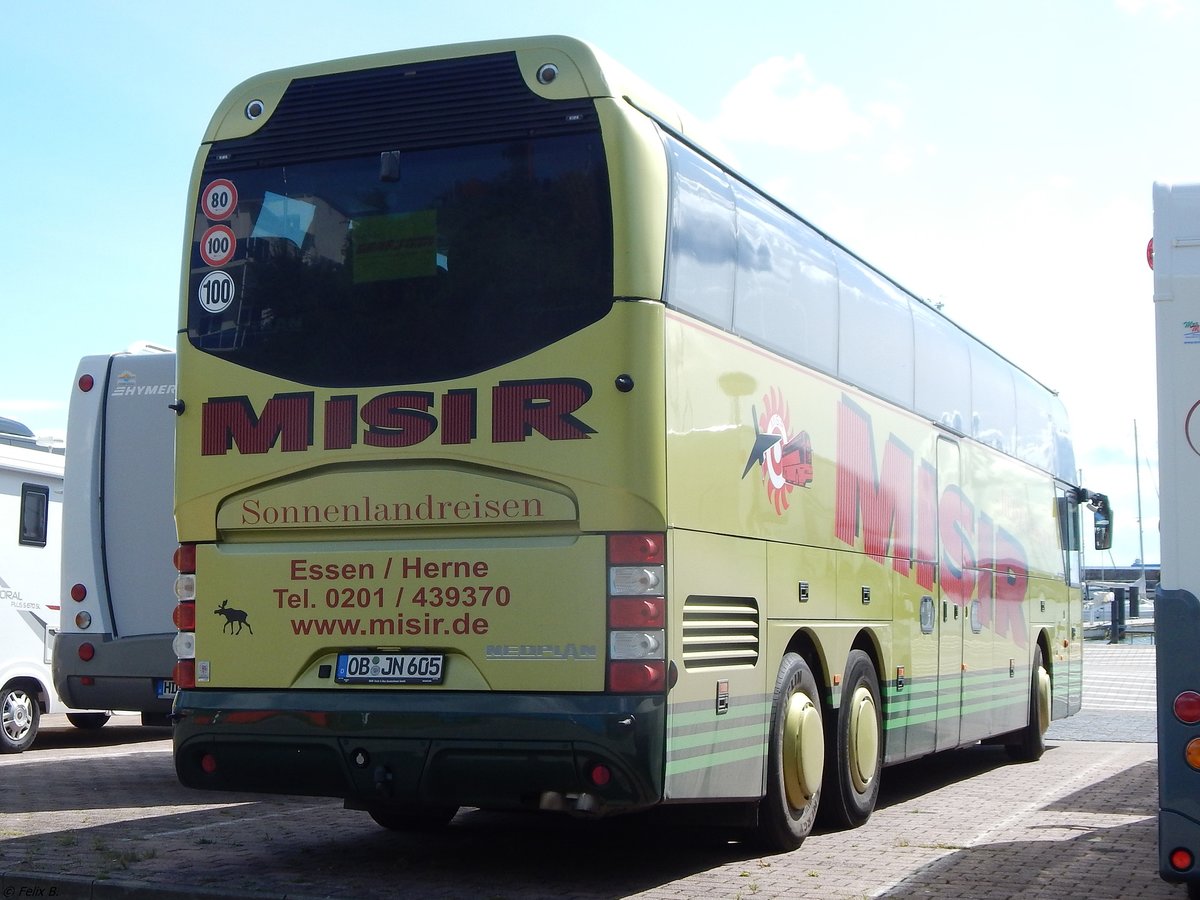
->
left=730, top=181, right=838, bottom=377
left=834, top=249, right=915, bottom=410
left=664, top=139, right=736, bottom=330
left=1055, top=494, right=1081, bottom=552
left=971, top=344, right=1017, bottom=456
left=19, top=483, right=50, bottom=547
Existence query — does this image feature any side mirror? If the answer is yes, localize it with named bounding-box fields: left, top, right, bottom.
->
left=1091, top=495, right=1113, bottom=551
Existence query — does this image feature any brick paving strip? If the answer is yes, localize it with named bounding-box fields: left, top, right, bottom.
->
left=0, top=741, right=1169, bottom=899
left=0, top=643, right=1173, bottom=899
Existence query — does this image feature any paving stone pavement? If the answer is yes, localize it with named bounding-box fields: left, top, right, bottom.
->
left=0, top=639, right=1181, bottom=900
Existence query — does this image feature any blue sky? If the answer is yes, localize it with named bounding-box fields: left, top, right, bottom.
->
left=2, top=0, right=1189, bottom=567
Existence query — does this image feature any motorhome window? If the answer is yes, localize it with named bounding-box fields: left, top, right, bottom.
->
left=19, top=483, right=49, bottom=547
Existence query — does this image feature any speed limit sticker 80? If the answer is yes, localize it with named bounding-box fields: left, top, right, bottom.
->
left=202, top=179, right=238, bottom=220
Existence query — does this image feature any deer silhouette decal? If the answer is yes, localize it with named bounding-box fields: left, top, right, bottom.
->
left=215, top=599, right=253, bottom=635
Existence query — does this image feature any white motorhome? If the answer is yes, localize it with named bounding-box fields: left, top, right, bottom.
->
left=0, top=431, right=108, bottom=752
left=53, top=348, right=178, bottom=725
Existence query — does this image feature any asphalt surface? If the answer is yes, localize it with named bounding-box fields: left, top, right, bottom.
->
left=0, top=639, right=1180, bottom=900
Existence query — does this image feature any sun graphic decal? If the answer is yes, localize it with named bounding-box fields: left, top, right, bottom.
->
left=741, top=387, right=814, bottom=515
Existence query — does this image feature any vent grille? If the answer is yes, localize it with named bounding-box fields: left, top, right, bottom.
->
left=681, top=596, right=760, bottom=670
left=207, top=52, right=599, bottom=170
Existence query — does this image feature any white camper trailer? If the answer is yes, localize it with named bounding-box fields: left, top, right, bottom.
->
left=0, top=432, right=108, bottom=752
left=53, top=349, right=178, bottom=724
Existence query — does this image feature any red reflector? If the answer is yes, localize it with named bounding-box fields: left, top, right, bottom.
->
left=174, top=544, right=197, bottom=574
left=78, top=643, right=95, bottom=662
left=1176, top=691, right=1200, bottom=725
left=78, top=374, right=95, bottom=393
left=608, top=660, right=666, bottom=693
left=609, top=596, right=665, bottom=628
left=1170, top=847, right=1194, bottom=872
left=608, top=533, right=665, bottom=566
left=589, top=764, right=612, bottom=787
left=70, top=583, right=87, bottom=602
left=201, top=753, right=218, bottom=775
left=173, top=602, right=196, bottom=631
left=174, top=659, right=196, bottom=689
left=224, top=710, right=276, bottom=725
left=81, top=676, right=95, bottom=686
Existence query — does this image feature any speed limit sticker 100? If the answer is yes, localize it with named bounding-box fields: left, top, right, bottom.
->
left=198, top=271, right=236, bottom=314
left=200, top=224, right=237, bottom=268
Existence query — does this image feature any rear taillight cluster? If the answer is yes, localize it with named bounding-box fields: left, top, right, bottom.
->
left=67, top=581, right=95, bottom=670
left=66, top=373, right=98, bottom=677
left=606, top=533, right=666, bottom=693
left=1169, top=690, right=1200, bottom=874
left=173, top=544, right=197, bottom=689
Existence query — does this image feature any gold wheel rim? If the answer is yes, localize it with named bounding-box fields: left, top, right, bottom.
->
left=848, top=685, right=879, bottom=793
left=782, top=691, right=824, bottom=809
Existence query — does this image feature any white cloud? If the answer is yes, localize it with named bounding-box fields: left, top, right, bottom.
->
left=1115, top=0, right=1185, bottom=17
left=866, top=101, right=905, bottom=130
left=880, top=145, right=915, bottom=173
left=709, top=54, right=881, bottom=153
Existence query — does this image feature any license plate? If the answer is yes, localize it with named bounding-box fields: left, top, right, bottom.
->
left=156, top=679, right=179, bottom=699
left=336, top=652, right=444, bottom=685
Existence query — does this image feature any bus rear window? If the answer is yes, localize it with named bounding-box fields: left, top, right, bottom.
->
left=187, top=133, right=613, bottom=387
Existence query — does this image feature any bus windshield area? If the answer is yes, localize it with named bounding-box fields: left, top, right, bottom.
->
left=188, top=132, right=614, bottom=387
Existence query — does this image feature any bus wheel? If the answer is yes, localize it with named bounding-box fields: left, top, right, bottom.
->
left=67, top=712, right=111, bottom=730
left=756, top=652, right=823, bottom=852
left=367, top=804, right=459, bottom=831
left=1007, top=645, right=1050, bottom=762
left=0, top=684, right=40, bottom=753
left=818, top=649, right=882, bottom=829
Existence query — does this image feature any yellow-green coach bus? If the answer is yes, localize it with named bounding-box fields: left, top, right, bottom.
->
left=170, top=36, right=1111, bottom=850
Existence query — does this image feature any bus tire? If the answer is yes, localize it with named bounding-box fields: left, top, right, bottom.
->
left=755, top=652, right=823, bottom=852
left=367, top=804, right=459, bottom=832
left=1007, top=645, right=1050, bottom=762
left=67, top=712, right=111, bottom=730
left=0, top=683, right=40, bottom=753
left=818, top=649, right=882, bottom=829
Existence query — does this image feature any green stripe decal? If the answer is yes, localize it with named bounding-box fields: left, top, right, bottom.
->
left=666, top=697, right=770, bottom=776
left=667, top=723, right=767, bottom=751
left=665, top=742, right=766, bottom=776
left=667, top=700, right=771, bottom=729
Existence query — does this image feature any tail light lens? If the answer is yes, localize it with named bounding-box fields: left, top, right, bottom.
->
left=608, top=660, right=666, bottom=693
left=1175, top=691, right=1200, bottom=725
left=174, top=544, right=196, bottom=574
left=173, top=602, right=196, bottom=631
left=1170, top=847, right=1195, bottom=873
left=1188, top=738, right=1200, bottom=772
left=608, top=533, right=664, bottom=565
left=608, top=597, right=665, bottom=629
left=174, top=659, right=196, bottom=689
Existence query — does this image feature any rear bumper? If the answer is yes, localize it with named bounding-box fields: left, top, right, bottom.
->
left=173, top=689, right=666, bottom=814
left=53, top=633, right=176, bottom=714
